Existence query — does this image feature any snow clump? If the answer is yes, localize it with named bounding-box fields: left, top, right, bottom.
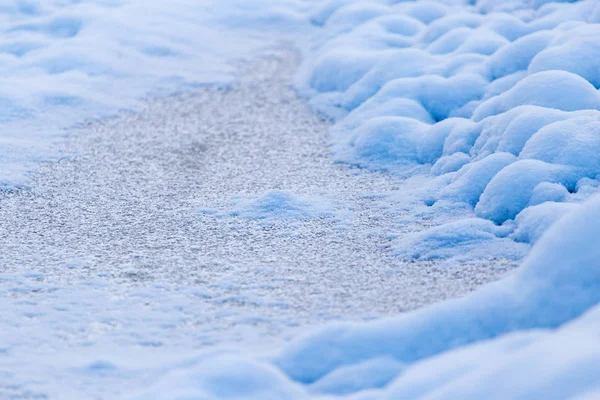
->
left=297, top=0, right=600, bottom=255
left=222, top=190, right=339, bottom=221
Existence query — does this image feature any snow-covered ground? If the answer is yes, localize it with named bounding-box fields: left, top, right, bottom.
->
left=0, top=0, right=311, bottom=188
left=1, top=48, right=515, bottom=399
left=2, top=0, right=600, bottom=398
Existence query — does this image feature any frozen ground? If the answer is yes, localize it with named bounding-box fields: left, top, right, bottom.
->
left=0, top=51, right=514, bottom=398
left=3, top=0, right=600, bottom=398
left=0, top=0, right=311, bottom=188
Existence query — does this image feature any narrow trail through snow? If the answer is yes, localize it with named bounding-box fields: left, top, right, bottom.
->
left=0, top=51, right=510, bottom=353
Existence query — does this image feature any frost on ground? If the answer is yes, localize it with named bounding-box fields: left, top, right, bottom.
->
left=1, top=51, right=510, bottom=399
left=201, top=190, right=342, bottom=222
left=0, top=0, right=311, bottom=188
left=2, top=0, right=600, bottom=398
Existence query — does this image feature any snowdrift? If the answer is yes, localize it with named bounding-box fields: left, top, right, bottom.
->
left=3, top=0, right=600, bottom=397
left=297, top=0, right=600, bottom=257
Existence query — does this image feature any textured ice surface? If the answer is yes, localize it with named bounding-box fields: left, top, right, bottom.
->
left=0, top=53, right=514, bottom=398
left=0, top=0, right=311, bottom=188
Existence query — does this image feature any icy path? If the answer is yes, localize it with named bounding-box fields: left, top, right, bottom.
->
left=0, top=51, right=511, bottom=397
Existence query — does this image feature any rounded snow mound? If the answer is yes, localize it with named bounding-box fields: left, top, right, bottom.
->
left=222, top=190, right=339, bottom=221
left=298, top=0, right=600, bottom=249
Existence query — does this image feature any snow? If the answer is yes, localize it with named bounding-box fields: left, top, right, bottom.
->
left=266, top=0, right=600, bottom=396
left=4, top=0, right=600, bottom=397
left=486, top=31, right=554, bottom=79
left=121, top=191, right=600, bottom=398
left=0, top=0, right=311, bottom=188
left=277, top=0, right=600, bottom=390
left=298, top=0, right=600, bottom=250
left=438, top=152, right=516, bottom=206
left=393, top=217, right=526, bottom=261
left=528, top=182, right=570, bottom=206
left=307, top=356, right=404, bottom=395
left=335, top=116, right=427, bottom=166
left=510, top=201, right=577, bottom=243
left=475, top=159, right=576, bottom=223
left=528, top=25, right=600, bottom=88
left=127, top=353, right=306, bottom=400
left=520, top=116, right=600, bottom=173
left=211, top=190, right=341, bottom=221
left=472, top=71, right=600, bottom=120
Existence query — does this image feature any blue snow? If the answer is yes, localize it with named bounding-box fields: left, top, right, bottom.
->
left=145, top=0, right=600, bottom=397
left=221, top=190, right=339, bottom=221
left=5, top=0, right=600, bottom=398
left=296, top=0, right=600, bottom=253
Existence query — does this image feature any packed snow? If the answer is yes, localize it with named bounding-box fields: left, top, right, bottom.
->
left=3, top=0, right=600, bottom=398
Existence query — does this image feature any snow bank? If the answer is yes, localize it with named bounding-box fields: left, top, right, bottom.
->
left=132, top=185, right=600, bottom=400
left=297, top=0, right=600, bottom=254
left=7, top=0, right=600, bottom=396
left=0, top=0, right=311, bottom=188
left=277, top=189, right=600, bottom=382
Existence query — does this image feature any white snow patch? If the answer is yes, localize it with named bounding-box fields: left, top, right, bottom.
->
left=202, top=190, right=342, bottom=222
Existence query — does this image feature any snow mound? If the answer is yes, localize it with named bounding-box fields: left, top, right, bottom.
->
left=220, top=190, right=339, bottom=221
left=474, top=159, right=576, bottom=223
left=128, top=352, right=305, bottom=400
left=510, top=201, right=577, bottom=243
left=394, top=217, right=526, bottom=261
left=472, top=71, right=600, bottom=121
left=275, top=191, right=600, bottom=387
left=298, top=0, right=600, bottom=250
